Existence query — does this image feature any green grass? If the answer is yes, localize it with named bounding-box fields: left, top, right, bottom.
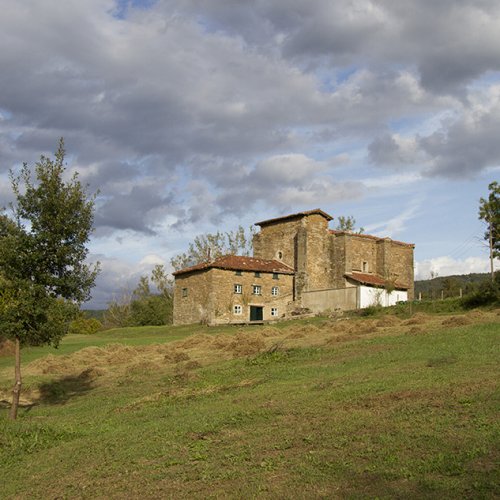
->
left=0, top=317, right=499, bottom=498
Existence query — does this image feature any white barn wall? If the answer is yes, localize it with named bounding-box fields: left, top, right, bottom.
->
left=359, top=286, right=408, bottom=308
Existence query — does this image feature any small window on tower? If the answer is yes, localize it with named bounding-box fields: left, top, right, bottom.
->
left=362, top=261, right=368, bottom=273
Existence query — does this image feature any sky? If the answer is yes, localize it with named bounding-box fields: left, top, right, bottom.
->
left=1, top=0, right=499, bottom=308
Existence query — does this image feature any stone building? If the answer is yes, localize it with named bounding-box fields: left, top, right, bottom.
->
left=173, top=209, right=414, bottom=325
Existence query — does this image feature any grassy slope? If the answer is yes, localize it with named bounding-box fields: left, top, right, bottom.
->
left=0, top=314, right=499, bottom=498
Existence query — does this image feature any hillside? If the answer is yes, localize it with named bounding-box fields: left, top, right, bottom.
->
left=415, top=272, right=491, bottom=297
left=0, top=309, right=499, bottom=498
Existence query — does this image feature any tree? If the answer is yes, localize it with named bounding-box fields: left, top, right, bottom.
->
left=335, top=215, right=364, bottom=234
left=170, top=225, right=256, bottom=271
left=0, top=139, right=99, bottom=419
left=478, top=181, right=499, bottom=281
left=103, top=264, right=173, bottom=328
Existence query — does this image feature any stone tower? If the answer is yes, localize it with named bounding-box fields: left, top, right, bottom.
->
left=252, top=209, right=333, bottom=301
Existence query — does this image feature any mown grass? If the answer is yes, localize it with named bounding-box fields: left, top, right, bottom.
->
left=0, top=314, right=499, bottom=498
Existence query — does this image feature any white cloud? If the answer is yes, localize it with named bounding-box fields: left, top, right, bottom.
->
left=415, top=256, right=498, bottom=281
left=1, top=0, right=499, bottom=307
left=364, top=198, right=421, bottom=237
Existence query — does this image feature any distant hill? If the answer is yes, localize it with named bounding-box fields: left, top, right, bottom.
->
left=415, top=272, right=490, bottom=298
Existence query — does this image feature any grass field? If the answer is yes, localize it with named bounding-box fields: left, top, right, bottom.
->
left=0, top=309, right=499, bottom=498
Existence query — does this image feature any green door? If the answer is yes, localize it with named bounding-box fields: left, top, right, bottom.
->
left=250, top=306, right=263, bottom=321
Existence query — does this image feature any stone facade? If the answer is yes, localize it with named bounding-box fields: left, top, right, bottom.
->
left=253, top=209, right=414, bottom=303
left=173, top=209, right=415, bottom=325
left=174, top=269, right=294, bottom=325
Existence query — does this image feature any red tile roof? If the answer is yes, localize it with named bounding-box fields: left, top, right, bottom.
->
left=345, top=272, right=409, bottom=290
left=330, top=230, right=414, bottom=248
left=173, top=255, right=295, bottom=276
left=255, top=208, right=333, bottom=226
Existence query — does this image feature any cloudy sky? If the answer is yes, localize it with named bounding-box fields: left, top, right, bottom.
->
left=1, top=0, right=499, bottom=308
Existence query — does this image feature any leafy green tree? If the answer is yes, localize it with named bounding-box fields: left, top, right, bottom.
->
left=479, top=181, right=499, bottom=281
left=335, top=215, right=364, bottom=234
left=171, top=225, right=255, bottom=271
left=103, top=264, right=173, bottom=328
left=0, top=139, right=99, bottom=419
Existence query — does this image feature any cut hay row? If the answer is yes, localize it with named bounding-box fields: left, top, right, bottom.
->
left=22, top=309, right=498, bottom=382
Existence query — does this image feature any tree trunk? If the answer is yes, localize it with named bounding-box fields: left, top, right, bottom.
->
left=9, top=337, right=21, bottom=420
left=490, top=221, right=494, bottom=282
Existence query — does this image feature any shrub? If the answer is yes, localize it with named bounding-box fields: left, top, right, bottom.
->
left=68, top=316, right=102, bottom=335
left=461, top=273, right=500, bottom=308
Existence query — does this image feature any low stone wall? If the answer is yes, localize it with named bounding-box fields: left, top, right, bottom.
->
left=301, top=287, right=358, bottom=313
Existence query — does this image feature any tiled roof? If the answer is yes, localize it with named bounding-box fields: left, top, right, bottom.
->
left=330, top=230, right=414, bottom=248
left=255, top=208, right=333, bottom=226
left=173, top=255, right=295, bottom=276
left=345, top=272, right=409, bottom=290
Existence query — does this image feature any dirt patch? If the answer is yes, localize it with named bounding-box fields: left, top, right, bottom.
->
left=441, top=316, right=471, bottom=327
left=184, top=360, right=201, bottom=370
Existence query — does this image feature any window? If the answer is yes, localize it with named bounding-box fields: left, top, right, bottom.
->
left=252, top=285, right=261, bottom=295
left=234, top=305, right=242, bottom=315
left=234, top=284, right=242, bottom=294
left=272, top=273, right=279, bottom=280
left=271, top=307, right=278, bottom=317
left=362, top=261, right=368, bottom=272
left=235, top=270, right=242, bottom=276
left=277, top=251, right=283, bottom=260
left=271, top=286, right=279, bottom=296
left=182, top=288, right=188, bottom=298
left=254, top=271, right=261, bottom=278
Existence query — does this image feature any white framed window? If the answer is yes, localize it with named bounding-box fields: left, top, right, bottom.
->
left=271, top=286, right=279, bottom=296
left=271, top=307, right=278, bottom=317
left=234, top=284, right=242, bottom=294
left=234, top=305, right=242, bottom=315
left=253, top=285, right=261, bottom=295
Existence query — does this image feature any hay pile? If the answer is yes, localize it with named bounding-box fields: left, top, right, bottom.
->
left=22, top=307, right=498, bottom=382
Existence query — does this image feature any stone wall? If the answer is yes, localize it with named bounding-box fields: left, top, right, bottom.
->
left=348, top=236, right=378, bottom=274
left=173, top=269, right=214, bottom=325
left=173, top=267, right=294, bottom=326
left=253, top=217, right=303, bottom=269
left=303, top=214, right=331, bottom=291
left=253, top=213, right=333, bottom=299
left=301, top=287, right=357, bottom=313
left=385, top=242, right=414, bottom=299
left=210, top=268, right=294, bottom=325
